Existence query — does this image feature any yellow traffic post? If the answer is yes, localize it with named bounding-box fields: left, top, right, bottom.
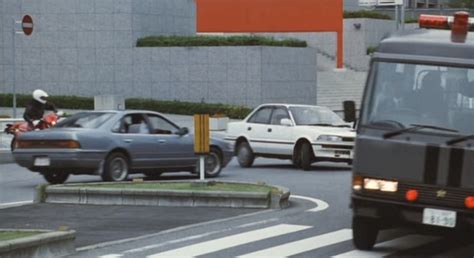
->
left=194, top=114, right=210, bottom=180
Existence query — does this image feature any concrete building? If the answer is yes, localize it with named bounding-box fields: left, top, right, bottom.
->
left=0, top=0, right=318, bottom=112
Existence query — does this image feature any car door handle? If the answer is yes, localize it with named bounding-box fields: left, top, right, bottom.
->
left=268, top=128, right=272, bottom=132
left=158, top=139, right=167, bottom=144
left=247, top=127, right=252, bottom=131
left=124, top=139, right=133, bottom=143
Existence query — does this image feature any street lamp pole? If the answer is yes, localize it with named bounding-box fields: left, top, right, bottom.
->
left=11, top=17, right=17, bottom=118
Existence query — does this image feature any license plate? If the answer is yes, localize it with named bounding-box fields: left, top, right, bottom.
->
left=335, top=150, right=350, bottom=155
left=422, top=208, right=456, bottom=228
left=34, top=157, right=50, bottom=166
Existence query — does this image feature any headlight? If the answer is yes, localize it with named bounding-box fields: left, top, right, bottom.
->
left=317, top=135, right=342, bottom=142
left=363, top=178, right=398, bottom=192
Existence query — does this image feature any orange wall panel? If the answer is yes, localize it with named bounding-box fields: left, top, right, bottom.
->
left=195, top=0, right=344, bottom=68
left=196, top=0, right=342, bottom=33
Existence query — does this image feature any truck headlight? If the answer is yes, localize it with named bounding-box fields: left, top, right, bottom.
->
left=363, top=178, right=398, bottom=192
left=317, top=135, right=342, bottom=142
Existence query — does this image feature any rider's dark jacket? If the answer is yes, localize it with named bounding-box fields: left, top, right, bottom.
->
left=23, top=99, right=57, bottom=124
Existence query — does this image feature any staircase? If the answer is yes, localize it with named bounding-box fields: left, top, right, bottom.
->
left=315, top=51, right=367, bottom=111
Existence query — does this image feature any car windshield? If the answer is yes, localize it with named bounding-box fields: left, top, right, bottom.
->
left=289, top=106, right=346, bottom=126
left=56, top=112, right=115, bottom=129
left=360, top=62, right=474, bottom=135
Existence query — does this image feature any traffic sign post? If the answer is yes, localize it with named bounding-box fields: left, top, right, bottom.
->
left=194, top=114, right=210, bottom=181
left=11, top=15, right=33, bottom=118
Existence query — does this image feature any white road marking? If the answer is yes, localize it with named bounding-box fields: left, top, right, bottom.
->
left=238, top=228, right=352, bottom=258
left=291, top=195, right=329, bottom=212
left=98, top=255, right=123, bottom=258
left=77, top=209, right=274, bottom=252
left=122, top=218, right=280, bottom=254
left=0, top=200, right=32, bottom=209
left=147, top=224, right=311, bottom=258
left=333, top=234, right=439, bottom=258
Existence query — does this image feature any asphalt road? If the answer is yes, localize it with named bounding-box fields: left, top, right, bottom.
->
left=0, top=159, right=473, bottom=257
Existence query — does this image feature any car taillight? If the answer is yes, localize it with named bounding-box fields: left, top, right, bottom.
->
left=16, top=140, right=81, bottom=149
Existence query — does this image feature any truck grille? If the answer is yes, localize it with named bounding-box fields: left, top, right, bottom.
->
left=360, top=182, right=473, bottom=210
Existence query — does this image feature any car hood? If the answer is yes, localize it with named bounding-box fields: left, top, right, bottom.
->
left=297, top=125, right=356, bottom=137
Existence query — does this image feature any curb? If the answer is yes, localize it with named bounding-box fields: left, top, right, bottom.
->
left=37, top=180, right=290, bottom=209
left=0, top=229, right=76, bottom=258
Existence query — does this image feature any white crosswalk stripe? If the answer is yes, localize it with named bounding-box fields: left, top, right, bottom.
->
left=238, top=228, right=352, bottom=257
left=147, top=224, right=311, bottom=258
left=333, top=234, right=439, bottom=258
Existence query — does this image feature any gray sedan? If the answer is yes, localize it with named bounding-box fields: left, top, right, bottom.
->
left=12, top=110, right=233, bottom=184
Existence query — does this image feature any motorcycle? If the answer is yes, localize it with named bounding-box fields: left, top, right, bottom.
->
left=3, top=112, right=61, bottom=151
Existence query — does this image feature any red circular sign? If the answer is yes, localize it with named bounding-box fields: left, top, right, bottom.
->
left=22, top=15, right=33, bottom=36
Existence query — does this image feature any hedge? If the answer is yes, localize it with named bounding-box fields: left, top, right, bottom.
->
left=137, top=35, right=307, bottom=48
left=0, top=94, right=252, bottom=119
left=344, top=11, right=392, bottom=20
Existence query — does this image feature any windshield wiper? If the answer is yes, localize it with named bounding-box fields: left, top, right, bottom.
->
left=446, top=134, right=474, bottom=145
left=383, top=124, right=458, bottom=139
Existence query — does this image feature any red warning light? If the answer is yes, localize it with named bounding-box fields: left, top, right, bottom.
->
left=451, top=11, right=469, bottom=43
left=405, top=189, right=419, bottom=202
left=419, top=15, right=450, bottom=30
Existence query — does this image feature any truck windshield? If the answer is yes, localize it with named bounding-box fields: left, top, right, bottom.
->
left=361, top=62, right=474, bottom=135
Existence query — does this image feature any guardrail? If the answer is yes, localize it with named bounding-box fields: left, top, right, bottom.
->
left=0, top=118, right=22, bottom=150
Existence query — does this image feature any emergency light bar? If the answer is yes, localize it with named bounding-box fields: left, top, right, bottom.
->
left=419, top=12, right=474, bottom=31
left=419, top=12, right=473, bottom=42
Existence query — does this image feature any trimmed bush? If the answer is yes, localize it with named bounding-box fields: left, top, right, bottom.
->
left=366, top=46, right=377, bottom=55
left=137, top=35, right=307, bottom=48
left=344, top=11, right=392, bottom=20
left=126, top=98, right=252, bottom=119
left=0, top=94, right=252, bottom=119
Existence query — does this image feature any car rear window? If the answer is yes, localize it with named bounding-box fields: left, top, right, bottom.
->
left=56, top=112, right=115, bottom=129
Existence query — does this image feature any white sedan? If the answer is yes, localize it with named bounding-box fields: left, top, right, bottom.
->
left=225, top=104, right=356, bottom=170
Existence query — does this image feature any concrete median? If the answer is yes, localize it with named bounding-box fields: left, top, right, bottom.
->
left=0, top=229, right=76, bottom=258
left=36, top=180, right=290, bottom=209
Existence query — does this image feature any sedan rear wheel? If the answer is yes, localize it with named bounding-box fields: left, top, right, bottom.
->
left=237, top=141, right=254, bottom=168
left=102, top=153, right=129, bottom=182
left=204, top=148, right=222, bottom=178
left=43, top=170, right=69, bottom=184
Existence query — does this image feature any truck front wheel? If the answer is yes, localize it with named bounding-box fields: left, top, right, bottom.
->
left=352, top=216, right=379, bottom=250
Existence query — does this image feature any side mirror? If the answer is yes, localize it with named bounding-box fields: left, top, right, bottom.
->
left=280, top=118, right=293, bottom=126
left=343, top=100, right=356, bottom=123
left=176, top=127, right=189, bottom=136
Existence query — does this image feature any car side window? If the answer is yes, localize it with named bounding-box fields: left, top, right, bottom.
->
left=270, top=107, right=290, bottom=125
left=146, top=114, right=178, bottom=134
left=248, top=107, right=272, bottom=124
left=113, top=114, right=151, bottom=134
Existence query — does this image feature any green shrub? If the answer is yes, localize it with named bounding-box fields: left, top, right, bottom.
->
left=126, top=98, right=252, bottom=119
left=0, top=94, right=252, bottom=119
left=137, top=35, right=307, bottom=48
left=405, top=18, right=418, bottom=24
left=367, top=46, right=377, bottom=55
left=344, top=11, right=392, bottom=20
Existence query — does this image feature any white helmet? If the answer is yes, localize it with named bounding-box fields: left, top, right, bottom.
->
left=33, top=89, right=48, bottom=104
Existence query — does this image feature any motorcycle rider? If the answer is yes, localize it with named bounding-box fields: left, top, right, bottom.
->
left=23, top=89, right=57, bottom=129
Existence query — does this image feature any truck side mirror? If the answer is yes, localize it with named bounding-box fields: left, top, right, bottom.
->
left=343, top=100, right=356, bottom=123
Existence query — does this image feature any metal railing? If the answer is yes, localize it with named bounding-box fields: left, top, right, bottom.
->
left=0, top=118, right=22, bottom=149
